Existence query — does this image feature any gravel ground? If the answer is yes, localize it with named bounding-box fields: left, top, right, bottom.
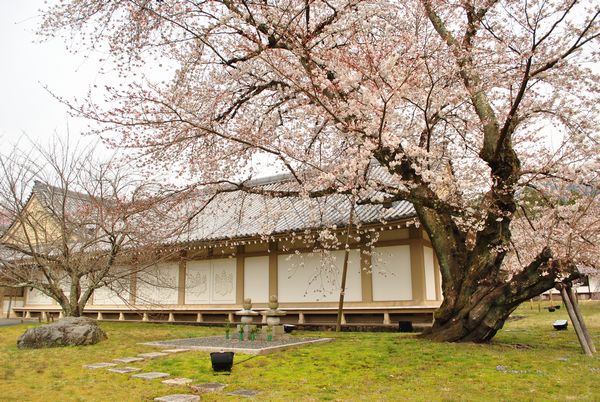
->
left=149, top=335, right=325, bottom=350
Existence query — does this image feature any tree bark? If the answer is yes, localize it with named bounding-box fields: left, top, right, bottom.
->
left=421, top=248, right=567, bottom=342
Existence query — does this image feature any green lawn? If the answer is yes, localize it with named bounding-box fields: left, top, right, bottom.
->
left=1, top=302, right=600, bottom=401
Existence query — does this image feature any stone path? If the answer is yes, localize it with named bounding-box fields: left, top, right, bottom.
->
left=84, top=347, right=260, bottom=400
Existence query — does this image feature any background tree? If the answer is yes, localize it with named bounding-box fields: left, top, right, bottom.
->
left=40, top=0, right=599, bottom=340
left=0, top=137, right=176, bottom=317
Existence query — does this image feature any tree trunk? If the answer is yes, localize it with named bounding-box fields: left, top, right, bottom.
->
left=421, top=248, right=567, bottom=343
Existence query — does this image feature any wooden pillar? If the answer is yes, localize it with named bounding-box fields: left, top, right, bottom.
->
left=118, top=312, right=124, bottom=321
left=0, top=287, right=5, bottom=317
left=168, top=312, right=175, bottom=322
left=130, top=273, right=137, bottom=305
left=268, top=241, right=278, bottom=299
left=360, top=246, right=373, bottom=303
left=236, top=245, right=245, bottom=304
left=409, top=227, right=426, bottom=303
left=97, top=312, right=103, bottom=320
left=178, top=251, right=187, bottom=305
left=196, top=313, right=203, bottom=323
left=433, top=253, right=442, bottom=301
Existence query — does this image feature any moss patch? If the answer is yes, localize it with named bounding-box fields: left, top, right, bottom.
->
left=1, top=301, right=600, bottom=401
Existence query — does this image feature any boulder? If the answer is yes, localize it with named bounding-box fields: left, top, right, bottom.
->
left=17, top=317, right=107, bottom=349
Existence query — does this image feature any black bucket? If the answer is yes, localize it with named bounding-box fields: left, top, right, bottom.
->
left=210, top=351, right=235, bottom=372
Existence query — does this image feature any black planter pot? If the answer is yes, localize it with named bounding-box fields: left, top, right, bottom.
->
left=553, top=320, right=568, bottom=331
left=210, top=351, right=235, bottom=372
left=284, top=324, right=296, bottom=334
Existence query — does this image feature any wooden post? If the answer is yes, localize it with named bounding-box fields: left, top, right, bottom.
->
left=6, top=294, right=14, bottom=319
left=336, top=200, right=355, bottom=332
left=567, top=285, right=596, bottom=354
left=558, top=284, right=592, bottom=356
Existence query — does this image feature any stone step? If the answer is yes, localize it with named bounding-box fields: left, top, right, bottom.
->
left=138, top=352, right=169, bottom=359
left=162, top=378, right=194, bottom=386
left=131, top=372, right=170, bottom=380
left=83, top=363, right=117, bottom=369
left=190, top=383, right=227, bottom=393
left=108, top=367, right=142, bottom=374
left=113, top=357, right=144, bottom=363
left=227, top=390, right=261, bottom=398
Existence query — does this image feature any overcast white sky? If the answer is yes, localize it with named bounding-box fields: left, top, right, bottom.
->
left=0, top=1, right=109, bottom=152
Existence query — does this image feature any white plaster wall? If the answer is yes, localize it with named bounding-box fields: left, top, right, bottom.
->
left=186, top=260, right=211, bottom=303
left=372, top=245, right=412, bottom=301
left=277, top=250, right=362, bottom=303
left=591, top=277, right=600, bottom=293
left=26, top=288, right=54, bottom=305
left=92, top=277, right=130, bottom=305
left=424, top=247, right=437, bottom=300
left=2, top=300, right=24, bottom=313
left=136, top=263, right=179, bottom=305
left=186, top=258, right=236, bottom=304
left=244, top=256, right=269, bottom=303
left=211, top=258, right=237, bottom=303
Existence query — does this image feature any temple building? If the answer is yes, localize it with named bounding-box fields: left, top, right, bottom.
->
left=2, top=175, right=444, bottom=327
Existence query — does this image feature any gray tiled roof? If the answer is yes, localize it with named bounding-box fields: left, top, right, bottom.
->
left=31, top=181, right=93, bottom=217
left=11, top=174, right=416, bottom=246
left=175, top=173, right=415, bottom=244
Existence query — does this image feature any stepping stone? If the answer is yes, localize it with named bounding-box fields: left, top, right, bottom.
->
left=83, top=363, right=117, bottom=369
left=190, top=383, right=227, bottom=393
left=161, top=349, right=190, bottom=353
left=227, top=390, right=260, bottom=397
left=131, top=372, right=170, bottom=380
left=154, top=395, right=200, bottom=402
left=113, top=357, right=144, bottom=363
left=138, top=352, right=169, bottom=359
left=108, top=367, right=142, bottom=374
left=162, top=378, right=194, bottom=386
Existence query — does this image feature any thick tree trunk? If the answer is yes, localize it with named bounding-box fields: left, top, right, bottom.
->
left=421, top=251, right=574, bottom=343
left=423, top=295, right=521, bottom=342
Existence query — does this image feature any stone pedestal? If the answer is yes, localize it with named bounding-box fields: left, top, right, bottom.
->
left=235, top=298, right=259, bottom=340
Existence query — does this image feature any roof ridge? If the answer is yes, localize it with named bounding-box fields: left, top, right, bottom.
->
left=245, top=173, right=295, bottom=187
left=33, top=180, right=90, bottom=201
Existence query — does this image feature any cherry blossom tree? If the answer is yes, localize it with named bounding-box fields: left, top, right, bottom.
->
left=0, top=137, right=176, bottom=317
left=39, top=0, right=599, bottom=340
